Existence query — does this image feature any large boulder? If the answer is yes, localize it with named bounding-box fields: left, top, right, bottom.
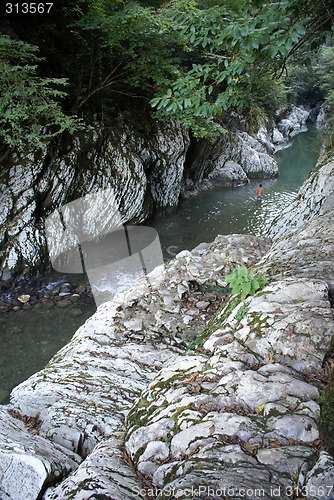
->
left=267, top=151, right=334, bottom=238
left=0, top=121, right=190, bottom=278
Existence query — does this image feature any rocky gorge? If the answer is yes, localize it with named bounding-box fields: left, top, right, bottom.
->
left=0, top=107, right=333, bottom=498
left=0, top=105, right=310, bottom=280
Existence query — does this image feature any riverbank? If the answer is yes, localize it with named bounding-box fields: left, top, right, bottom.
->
left=0, top=144, right=333, bottom=498
left=0, top=123, right=322, bottom=406
left=0, top=105, right=314, bottom=280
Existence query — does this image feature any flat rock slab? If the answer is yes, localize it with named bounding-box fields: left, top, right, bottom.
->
left=0, top=407, right=81, bottom=500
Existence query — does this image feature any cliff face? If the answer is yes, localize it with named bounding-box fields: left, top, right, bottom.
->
left=0, top=138, right=333, bottom=498
left=0, top=121, right=190, bottom=278
left=267, top=148, right=334, bottom=239
left=0, top=105, right=309, bottom=278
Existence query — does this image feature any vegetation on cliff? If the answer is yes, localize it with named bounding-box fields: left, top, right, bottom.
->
left=0, top=0, right=333, bottom=150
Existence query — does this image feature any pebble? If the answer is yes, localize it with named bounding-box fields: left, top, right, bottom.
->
left=17, top=294, right=30, bottom=303
left=68, top=308, right=83, bottom=317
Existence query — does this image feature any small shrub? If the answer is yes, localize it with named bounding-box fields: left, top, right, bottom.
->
left=225, top=264, right=267, bottom=300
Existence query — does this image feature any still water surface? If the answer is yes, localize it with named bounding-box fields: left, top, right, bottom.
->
left=0, top=126, right=322, bottom=403
left=151, top=126, right=322, bottom=257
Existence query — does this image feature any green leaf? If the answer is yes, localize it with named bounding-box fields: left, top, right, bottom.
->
left=232, top=283, right=242, bottom=295
left=242, top=281, right=251, bottom=296
left=251, top=279, right=260, bottom=291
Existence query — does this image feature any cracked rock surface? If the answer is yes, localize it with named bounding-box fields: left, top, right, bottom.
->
left=0, top=149, right=334, bottom=498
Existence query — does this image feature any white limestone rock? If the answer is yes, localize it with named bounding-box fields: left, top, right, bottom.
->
left=257, top=446, right=317, bottom=475
left=208, top=160, right=249, bottom=186
left=272, top=127, right=285, bottom=145
left=170, top=421, right=215, bottom=458
left=43, top=437, right=145, bottom=500
left=126, top=419, right=175, bottom=460
left=267, top=153, right=334, bottom=238
left=0, top=407, right=81, bottom=500
left=305, top=452, right=334, bottom=500
left=278, top=106, right=310, bottom=139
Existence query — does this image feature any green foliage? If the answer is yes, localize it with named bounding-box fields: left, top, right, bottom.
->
left=283, top=41, right=334, bottom=143
left=315, top=45, right=334, bottom=125
left=225, top=264, right=267, bottom=300
left=0, top=36, right=84, bottom=150
left=66, top=0, right=182, bottom=114
left=2, top=0, right=333, bottom=146
left=319, top=374, right=334, bottom=455
left=150, top=0, right=333, bottom=136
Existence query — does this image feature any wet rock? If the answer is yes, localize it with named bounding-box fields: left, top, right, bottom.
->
left=68, top=294, right=80, bottom=302
left=68, top=308, right=83, bottom=317
left=43, top=301, right=55, bottom=309
left=11, top=326, right=23, bottom=334
left=55, top=299, right=71, bottom=308
left=59, top=282, right=71, bottom=290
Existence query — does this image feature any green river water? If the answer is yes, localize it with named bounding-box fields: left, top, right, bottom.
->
left=0, top=125, right=322, bottom=404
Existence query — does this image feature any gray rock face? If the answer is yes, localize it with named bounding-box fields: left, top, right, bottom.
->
left=267, top=151, right=334, bottom=238
left=305, top=452, right=334, bottom=499
left=0, top=234, right=271, bottom=498
left=208, top=160, right=249, bottom=187
left=43, top=437, right=146, bottom=500
left=183, top=129, right=278, bottom=197
left=0, top=407, right=81, bottom=500
left=1, top=105, right=311, bottom=278
left=278, top=105, right=310, bottom=139
left=316, top=103, right=327, bottom=129
left=0, top=122, right=189, bottom=278
left=182, top=105, right=312, bottom=197
left=0, top=119, right=333, bottom=498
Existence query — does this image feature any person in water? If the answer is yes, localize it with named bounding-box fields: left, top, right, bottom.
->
left=255, top=184, right=264, bottom=201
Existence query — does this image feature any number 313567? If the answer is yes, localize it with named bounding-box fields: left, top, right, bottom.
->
left=5, top=3, right=53, bottom=14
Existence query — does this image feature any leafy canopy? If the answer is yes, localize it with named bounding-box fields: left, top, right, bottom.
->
left=1, top=0, right=333, bottom=149
left=150, top=0, right=334, bottom=137
left=0, top=36, right=84, bottom=150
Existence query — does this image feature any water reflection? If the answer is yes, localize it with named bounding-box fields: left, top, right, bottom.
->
left=0, top=125, right=321, bottom=404
left=150, top=126, right=321, bottom=258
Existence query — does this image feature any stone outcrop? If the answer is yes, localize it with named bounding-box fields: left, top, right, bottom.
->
left=0, top=106, right=311, bottom=278
left=0, top=109, right=333, bottom=500
left=0, top=234, right=272, bottom=498
left=1, top=145, right=334, bottom=496
left=267, top=150, right=334, bottom=238
left=182, top=105, right=311, bottom=196
left=0, top=121, right=190, bottom=278
left=277, top=105, right=310, bottom=139
left=182, top=128, right=279, bottom=197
